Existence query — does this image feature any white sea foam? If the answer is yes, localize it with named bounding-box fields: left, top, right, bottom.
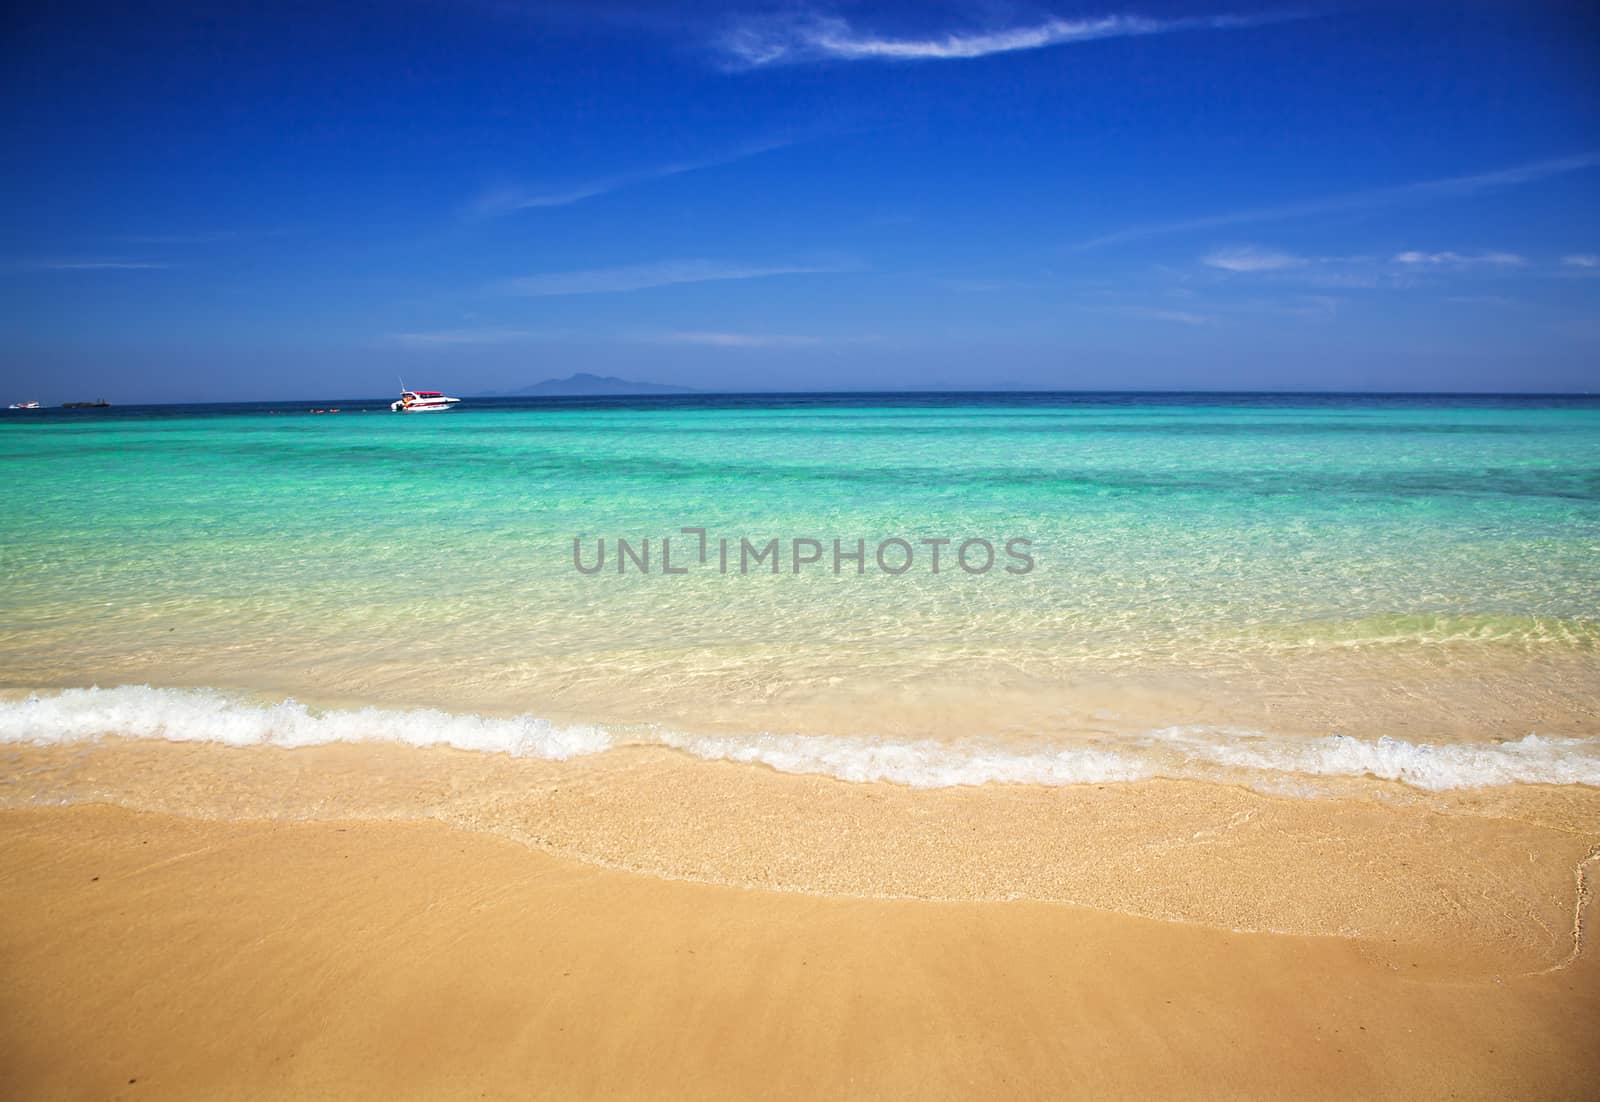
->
left=0, top=685, right=613, bottom=760
left=2, top=686, right=1598, bottom=793
left=663, top=727, right=1600, bottom=791
left=659, top=731, right=1154, bottom=787
left=1138, top=725, right=1600, bottom=791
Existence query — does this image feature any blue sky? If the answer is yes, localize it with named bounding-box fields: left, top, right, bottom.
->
left=2, top=0, right=1597, bottom=400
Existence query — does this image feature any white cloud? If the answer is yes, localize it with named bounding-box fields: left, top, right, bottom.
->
left=719, top=11, right=1289, bottom=68
left=1196, top=247, right=1534, bottom=289
left=467, top=139, right=794, bottom=217
left=1392, top=250, right=1526, bottom=267
left=1216, top=295, right=1342, bottom=321
left=118, top=231, right=254, bottom=244
left=495, top=258, right=852, bottom=297
left=389, top=328, right=543, bottom=345
left=1081, top=152, right=1600, bottom=248
left=23, top=259, right=168, bottom=270
left=1202, top=246, right=1304, bottom=272
left=1562, top=254, right=1599, bottom=268
left=1441, top=295, right=1517, bottom=307
left=935, top=277, right=1029, bottom=292
left=1131, top=308, right=1214, bottom=326
left=650, top=331, right=825, bottom=348
left=1282, top=295, right=1340, bottom=321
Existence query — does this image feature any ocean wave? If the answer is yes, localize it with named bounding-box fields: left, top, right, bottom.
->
left=0, top=685, right=612, bottom=760
left=2, top=685, right=1598, bottom=793
left=663, top=727, right=1600, bottom=791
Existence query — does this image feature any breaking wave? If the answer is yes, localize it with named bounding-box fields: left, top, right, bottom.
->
left=2, top=685, right=1598, bottom=793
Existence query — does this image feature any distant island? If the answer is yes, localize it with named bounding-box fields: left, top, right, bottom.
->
left=483, top=373, right=696, bottom=397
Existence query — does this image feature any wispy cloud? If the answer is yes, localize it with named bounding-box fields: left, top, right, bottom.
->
left=1186, top=246, right=1559, bottom=291
left=389, top=326, right=864, bottom=349
left=1081, top=152, right=1600, bottom=248
left=468, top=139, right=795, bottom=217
left=1202, top=245, right=1304, bottom=272
left=1277, top=294, right=1341, bottom=321
left=494, top=257, right=855, bottom=297
left=118, top=231, right=250, bottom=245
left=718, top=10, right=1292, bottom=68
left=1563, top=254, right=1599, bottom=268
left=1216, top=295, right=1342, bottom=322
left=934, top=276, right=1032, bottom=292
left=1124, top=307, right=1215, bottom=325
left=390, top=328, right=544, bottom=345
left=1393, top=250, right=1526, bottom=267
left=650, top=330, right=825, bottom=348
left=20, top=258, right=169, bottom=270
left=1441, top=294, right=1519, bottom=307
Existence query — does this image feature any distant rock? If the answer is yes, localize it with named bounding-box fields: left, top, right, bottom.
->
left=485, top=373, right=696, bottom=396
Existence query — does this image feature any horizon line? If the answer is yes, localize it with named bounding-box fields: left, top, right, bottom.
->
left=11, top=387, right=1598, bottom=408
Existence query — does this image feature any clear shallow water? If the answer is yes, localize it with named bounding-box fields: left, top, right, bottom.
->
left=2, top=393, right=1598, bottom=787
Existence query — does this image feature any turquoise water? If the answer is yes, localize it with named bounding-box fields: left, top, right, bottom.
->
left=3, top=394, right=1598, bottom=764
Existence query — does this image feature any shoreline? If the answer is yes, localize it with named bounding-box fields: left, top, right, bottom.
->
left=3, top=804, right=1597, bottom=1099
left=4, top=735, right=1599, bottom=976
left=6, top=643, right=1598, bottom=751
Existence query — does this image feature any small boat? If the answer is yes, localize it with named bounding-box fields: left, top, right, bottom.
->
left=7, top=401, right=40, bottom=410
left=390, top=388, right=460, bottom=413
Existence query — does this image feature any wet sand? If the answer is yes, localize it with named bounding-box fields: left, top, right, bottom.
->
left=6, top=738, right=1600, bottom=975
left=1, top=804, right=1597, bottom=1100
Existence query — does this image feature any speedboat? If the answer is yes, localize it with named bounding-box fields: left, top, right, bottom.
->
left=7, top=401, right=40, bottom=410
left=390, top=389, right=460, bottom=412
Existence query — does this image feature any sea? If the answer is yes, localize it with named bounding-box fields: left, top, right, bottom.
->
left=3, top=392, right=1598, bottom=795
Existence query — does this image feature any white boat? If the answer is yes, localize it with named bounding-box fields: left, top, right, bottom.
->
left=7, top=401, right=40, bottom=410
left=390, top=388, right=460, bottom=413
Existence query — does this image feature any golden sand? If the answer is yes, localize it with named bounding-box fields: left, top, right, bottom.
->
left=1, top=804, right=1596, bottom=1100
left=3, top=733, right=1598, bottom=1097
left=6, top=738, right=1599, bottom=975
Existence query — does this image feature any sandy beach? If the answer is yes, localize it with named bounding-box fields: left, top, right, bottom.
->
left=3, top=803, right=1596, bottom=1100
left=7, top=0, right=1600, bottom=1094
left=5, top=396, right=1598, bottom=1097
